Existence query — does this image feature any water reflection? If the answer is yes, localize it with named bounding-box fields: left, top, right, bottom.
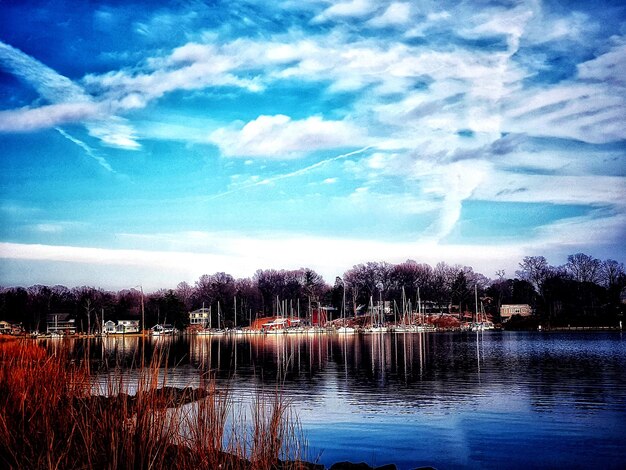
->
left=50, top=332, right=626, bottom=469
left=56, top=332, right=626, bottom=411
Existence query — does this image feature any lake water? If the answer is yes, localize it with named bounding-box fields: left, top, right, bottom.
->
left=81, top=331, right=626, bottom=469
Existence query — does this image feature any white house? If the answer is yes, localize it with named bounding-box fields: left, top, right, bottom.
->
left=189, top=308, right=210, bottom=328
left=500, top=304, right=533, bottom=322
left=0, top=321, right=12, bottom=334
left=104, top=319, right=140, bottom=334
left=47, top=314, right=76, bottom=335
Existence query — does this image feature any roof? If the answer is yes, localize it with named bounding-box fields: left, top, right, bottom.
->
left=47, top=313, right=72, bottom=322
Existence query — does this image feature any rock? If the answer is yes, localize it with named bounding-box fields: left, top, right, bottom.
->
left=275, top=460, right=325, bottom=470
left=330, top=463, right=373, bottom=470
left=329, top=462, right=397, bottom=470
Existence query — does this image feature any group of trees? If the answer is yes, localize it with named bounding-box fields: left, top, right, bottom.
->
left=0, top=254, right=624, bottom=332
left=510, top=254, right=625, bottom=325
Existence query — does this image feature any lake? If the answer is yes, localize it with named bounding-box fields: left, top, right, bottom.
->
left=81, top=331, right=626, bottom=469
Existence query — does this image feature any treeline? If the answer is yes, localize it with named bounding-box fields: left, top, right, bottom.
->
left=0, top=254, right=624, bottom=331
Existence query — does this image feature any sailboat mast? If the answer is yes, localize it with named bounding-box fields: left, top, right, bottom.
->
left=418, top=287, right=422, bottom=325
left=342, top=282, right=346, bottom=325
left=402, top=286, right=406, bottom=326
left=474, top=284, right=478, bottom=323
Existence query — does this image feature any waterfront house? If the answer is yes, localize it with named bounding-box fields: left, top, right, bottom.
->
left=47, top=314, right=76, bottom=335
left=118, top=320, right=139, bottom=333
left=104, top=319, right=140, bottom=334
left=500, top=304, right=533, bottom=322
left=189, top=307, right=210, bottom=328
left=104, top=320, right=117, bottom=334
left=0, top=321, right=11, bottom=334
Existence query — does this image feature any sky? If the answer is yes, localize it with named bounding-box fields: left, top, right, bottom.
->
left=0, top=0, right=625, bottom=291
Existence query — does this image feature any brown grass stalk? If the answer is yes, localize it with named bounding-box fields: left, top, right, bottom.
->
left=0, top=338, right=307, bottom=470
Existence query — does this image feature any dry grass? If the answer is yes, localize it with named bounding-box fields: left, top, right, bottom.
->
left=0, top=337, right=309, bottom=470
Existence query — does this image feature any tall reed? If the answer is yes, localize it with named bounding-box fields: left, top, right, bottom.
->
left=0, top=338, right=308, bottom=470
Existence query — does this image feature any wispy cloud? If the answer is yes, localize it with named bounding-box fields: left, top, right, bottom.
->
left=82, top=42, right=263, bottom=109
left=29, top=221, right=89, bottom=234
left=208, top=114, right=365, bottom=158
left=207, top=146, right=372, bottom=200
left=0, top=102, right=99, bottom=132
left=0, top=41, right=88, bottom=103
left=367, top=3, right=412, bottom=28
left=313, top=0, right=376, bottom=23
left=55, top=128, right=115, bottom=173
left=0, top=40, right=140, bottom=151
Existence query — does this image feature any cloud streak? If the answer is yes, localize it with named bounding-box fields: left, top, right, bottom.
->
left=207, top=145, right=373, bottom=200
left=55, top=128, right=115, bottom=173
left=0, top=41, right=140, bottom=150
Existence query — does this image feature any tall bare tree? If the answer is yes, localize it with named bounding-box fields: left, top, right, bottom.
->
left=566, top=253, right=602, bottom=283
left=600, top=259, right=625, bottom=288
left=516, top=256, right=551, bottom=296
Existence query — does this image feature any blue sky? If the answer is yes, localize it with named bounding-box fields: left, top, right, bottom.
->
left=1, top=0, right=625, bottom=290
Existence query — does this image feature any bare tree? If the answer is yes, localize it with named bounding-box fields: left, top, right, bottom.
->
left=566, top=253, right=602, bottom=283
left=516, top=256, right=551, bottom=295
left=600, top=259, right=625, bottom=288
left=175, top=281, right=194, bottom=310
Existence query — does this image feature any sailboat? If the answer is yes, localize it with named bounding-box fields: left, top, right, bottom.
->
left=394, top=287, right=412, bottom=333
left=471, top=285, right=495, bottom=331
left=197, top=304, right=225, bottom=335
left=336, top=281, right=355, bottom=334
left=364, top=296, right=385, bottom=333
left=151, top=324, right=175, bottom=336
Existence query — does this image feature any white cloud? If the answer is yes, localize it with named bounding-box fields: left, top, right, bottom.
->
left=29, top=221, right=89, bottom=234
left=463, top=6, right=534, bottom=51
left=0, top=103, right=99, bottom=132
left=577, top=41, right=626, bottom=86
left=208, top=114, right=364, bottom=158
left=345, top=186, right=437, bottom=216
left=504, top=83, right=626, bottom=144
left=32, top=224, right=64, bottom=234
left=474, top=172, right=626, bottom=207
left=84, top=44, right=263, bottom=108
left=533, top=211, right=626, bottom=253
left=87, top=117, right=140, bottom=150
left=0, top=236, right=528, bottom=289
left=313, top=0, right=376, bottom=23
left=7, top=219, right=621, bottom=290
left=0, top=41, right=88, bottom=103
left=420, top=160, right=492, bottom=241
left=524, top=10, right=598, bottom=46
left=368, top=3, right=411, bottom=27
left=0, top=41, right=140, bottom=150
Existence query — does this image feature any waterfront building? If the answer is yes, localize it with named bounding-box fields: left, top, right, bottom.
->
left=103, top=319, right=140, bottom=334
left=189, top=307, right=210, bottom=328
left=500, top=304, right=533, bottom=322
left=46, top=314, right=76, bottom=335
left=0, top=321, right=11, bottom=334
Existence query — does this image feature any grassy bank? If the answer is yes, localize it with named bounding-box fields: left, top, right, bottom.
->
left=0, top=338, right=310, bottom=470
